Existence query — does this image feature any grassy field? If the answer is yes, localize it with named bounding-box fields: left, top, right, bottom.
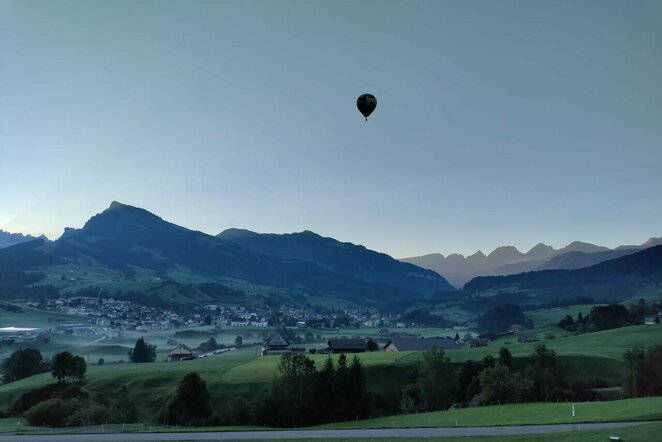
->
left=227, top=422, right=661, bottom=442
left=3, top=325, right=658, bottom=415
left=444, top=324, right=662, bottom=361
left=315, top=397, right=662, bottom=429
left=0, top=350, right=417, bottom=414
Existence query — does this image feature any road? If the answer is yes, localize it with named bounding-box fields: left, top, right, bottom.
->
left=0, top=421, right=645, bottom=441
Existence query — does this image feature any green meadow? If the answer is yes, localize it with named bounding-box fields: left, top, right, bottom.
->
left=315, top=397, right=662, bottom=429
left=231, top=422, right=661, bottom=442
left=1, top=324, right=660, bottom=415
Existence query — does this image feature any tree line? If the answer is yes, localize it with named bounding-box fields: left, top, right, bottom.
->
left=558, top=300, right=661, bottom=333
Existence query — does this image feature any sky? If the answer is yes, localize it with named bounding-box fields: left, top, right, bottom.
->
left=1, top=0, right=661, bottom=258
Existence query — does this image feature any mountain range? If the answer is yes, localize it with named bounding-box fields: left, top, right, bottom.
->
left=462, top=244, right=662, bottom=304
left=0, top=230, right=48, bottom=249
left=401, top=238, right=662, bottom=288
left=0, top=202, right=454, bottom=307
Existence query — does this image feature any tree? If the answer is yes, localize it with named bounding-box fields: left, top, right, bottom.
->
left=456, top=360, right=483, bottom=403
left=234, top=336, right=243, bottom=347
left=113, top=385, right=139, bottom=423
left=1, top=348, right=49, bottom=383
left=623, top=346, right=645, bottom=398
left=163, top=372, right=212, bottom=425
left=51, top=352, right=86, bottom=382
left=346, top=355, right=369, bottom=420
left=197, top=337, right=219, bottom=352
left=269, top=353, right=317, bottom=427
left=623, top=345, right=662, bottom=398
left=417, top=348, right=457, bottom=411
left=128, top=337, right=156, bottom=363
left=51, top=352, right=73, bottom=382
left=97, top=358, right=105, bottom=366
left=313, top=357, right=337, bottom=422
left=366, top=339, right=379, bottom=352
left=479, top=363, right=521, bottom=404
left=498, top=346, right=512, bottom=368
left=523, top=344, right=565, bottom=401
left=70, top=356, right=87, bottom=381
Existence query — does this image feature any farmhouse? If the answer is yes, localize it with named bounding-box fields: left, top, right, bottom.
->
left=384, top=337, right=461, bottom=352
left=262, top=334, right=293, bottom=355
left=322, top=338, right=367, bottom=354
left=168, top=344, right=193, bottom=361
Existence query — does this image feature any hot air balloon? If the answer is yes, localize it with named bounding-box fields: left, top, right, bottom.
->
left=357, top=93, right=377, bottom=121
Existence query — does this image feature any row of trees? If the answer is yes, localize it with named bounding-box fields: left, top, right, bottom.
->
left=400, top=344, right=588, bottom=413
left=159, top=353, right=371, bottom=427
left=1, top=348, right=50, bottom=384
left=624, top=345, right=662, bottom=398
left=2, top=349, right=85, bottom=384
left=558, top=301, right=657, bottom=333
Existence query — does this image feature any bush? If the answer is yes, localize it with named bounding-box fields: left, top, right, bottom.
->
left=67, top=402, right=112, bottom=426
left=11, top=383, right=87, bottom=415
left=24, top=398, right=71, bottom=427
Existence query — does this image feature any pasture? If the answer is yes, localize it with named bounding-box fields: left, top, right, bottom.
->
left=315, top=397, right=662, bottom=429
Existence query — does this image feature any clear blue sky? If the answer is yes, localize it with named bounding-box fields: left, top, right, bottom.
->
left=1, top=0, right=660, bottom=257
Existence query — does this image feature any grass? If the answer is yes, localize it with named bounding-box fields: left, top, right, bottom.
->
left=2, top=325, right=656, bottom=415
left=314, top=397, right=662, bottom=429
left=221, top=422, right=662, bottom=442
left=444, top=324, right=662, bottom=361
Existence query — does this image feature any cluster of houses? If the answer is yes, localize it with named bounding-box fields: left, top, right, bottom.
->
left=261, top=335, right=463, bottom=356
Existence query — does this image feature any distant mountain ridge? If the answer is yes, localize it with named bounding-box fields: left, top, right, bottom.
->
left=463, top=244, right=662, bottom=303
left=401, top=237, right=661, bottom=287
left=0, top=202, right=454, bottom=307
left=0, top=230, right=48, bottom=249
left=216, top=228, right=453, bottom=296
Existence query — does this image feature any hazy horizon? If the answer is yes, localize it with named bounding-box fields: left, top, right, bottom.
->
left=2, top=0, right=661, bottom=258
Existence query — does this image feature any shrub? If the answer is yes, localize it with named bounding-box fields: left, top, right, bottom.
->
left=24, top=398, right=71, bottom=427
left=11, top=383, right=87, bottom=415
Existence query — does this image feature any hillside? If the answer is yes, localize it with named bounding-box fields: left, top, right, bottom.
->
left=463, top=245, right=662, bottom=302
left=217, top=228, right=454, bottom=296
left=0, top=202, right=453, bottom=307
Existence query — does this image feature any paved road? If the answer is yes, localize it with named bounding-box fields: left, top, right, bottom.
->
left=0, top=421, right=646, bottom=441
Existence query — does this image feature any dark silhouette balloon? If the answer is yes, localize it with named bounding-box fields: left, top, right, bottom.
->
left=357, top=94, right=377, bottom=121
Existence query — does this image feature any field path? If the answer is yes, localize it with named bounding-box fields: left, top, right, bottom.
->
left=0, top=421, right=646, bottom=441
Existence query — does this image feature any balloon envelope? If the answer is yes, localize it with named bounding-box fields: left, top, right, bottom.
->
left=357, top=94, right=377, bottom=120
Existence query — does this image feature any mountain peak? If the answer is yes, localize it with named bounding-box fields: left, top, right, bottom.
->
left=526, top=242, right=555, bottom=259
left=558, top=241, right=609, bottom=254
left=643, top=237, right=662, bottom=247
left=108, top=201, right=127, bottom=210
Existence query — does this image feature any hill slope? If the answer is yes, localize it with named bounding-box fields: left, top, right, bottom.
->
left=217, top=228, right=455, bottom=296
left=0, top=202, right=453, bottom=306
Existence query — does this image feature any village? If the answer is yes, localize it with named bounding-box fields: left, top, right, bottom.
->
left=2, top=297, right=469, bottom=343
